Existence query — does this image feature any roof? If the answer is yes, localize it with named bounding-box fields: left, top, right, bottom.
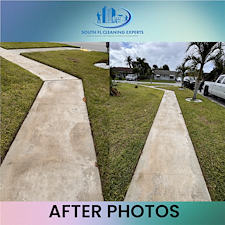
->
left=154, top=69, right=182, bottom=77
left=154, top=70, right=177, bottom=75
left=112, top=67, right=133, bottom=73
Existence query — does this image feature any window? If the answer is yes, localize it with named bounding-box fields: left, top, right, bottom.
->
left=217, top=76, right=224, bottom=83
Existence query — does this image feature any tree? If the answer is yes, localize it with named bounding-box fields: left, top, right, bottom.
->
left=163, top=64, right=170, bottom=70
left=132, top=60, right=140, bottom=77
left=147, top=66, right=153, bottom=83
left=153, top=64, right=158, bottom=70
left=207, top=55, right=225, bottom=81
left=132, top=57, right=149, bottom=79
left=176, top=63, right=190, bottom=87
left=125, top=56, right=133, bottom=68
left=184, top=42, right=224, bottom=100
left=143, top=62, right=151, bottom=80
left=213, top=51, right=225, bottom=76
left=110, top=67, right=116, bottom=79
left=138, top=57, right=147, bottom=79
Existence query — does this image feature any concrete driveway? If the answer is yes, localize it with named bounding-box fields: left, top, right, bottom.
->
left=197, top=90, right=225, bottom=108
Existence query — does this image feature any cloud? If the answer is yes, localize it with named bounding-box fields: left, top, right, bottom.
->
left=110, top=42, right=122, bottom=51
left=110, top=42, right=187, bottom=71
left=110, top=42, right=225, bottom=73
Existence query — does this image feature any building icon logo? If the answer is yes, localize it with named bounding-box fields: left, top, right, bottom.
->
left=94, top=6, right=133, bottom=28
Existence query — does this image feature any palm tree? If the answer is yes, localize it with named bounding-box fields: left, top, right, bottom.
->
left=132, top=57, right=147, bottom=79
left=125, top=56, right=133, bottom=68
left=143, top=62, right=151, bottom=80
left=184, top=42, right=224, bottom=100
left=146, top=66, right=153, bottom=83
left=136, top=57, right=147, bottom=79
left=176, top=63, right=190, bottom=87
left=213, top=51, right=225, bottom=77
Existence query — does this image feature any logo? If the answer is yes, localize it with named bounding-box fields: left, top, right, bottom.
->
left=93, top=6, right=133, bottom=28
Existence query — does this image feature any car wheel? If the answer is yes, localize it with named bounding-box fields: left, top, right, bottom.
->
left=203, top=86, right=208, bottom=96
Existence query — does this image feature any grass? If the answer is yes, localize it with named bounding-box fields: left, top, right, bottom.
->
left=20, top=50, right=163, bottom=200
left=139, top=83, right=173, bottom=87
left=0, top=42, right=78, bottom=49
left=140, top=79, right=176, bottom=83
left=21, top=49, right=110, bottom=197
left=21, top=50, right=109, bottom=103
left=1, top=57, right=43, bottom=162
left=162, top=86, right=225, bottom=201
left=106, top=83, right=163, bottom=200
left=2, top=46, right=223, bottom=201
left=114, top=77, right=126, bottom=80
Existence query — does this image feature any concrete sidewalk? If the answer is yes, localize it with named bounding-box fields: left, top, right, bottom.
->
left=0, top=48, right=103, bottom=201
left=0, top=47, right=77, bottom=81
left=125, top=88, right=211, bottom=201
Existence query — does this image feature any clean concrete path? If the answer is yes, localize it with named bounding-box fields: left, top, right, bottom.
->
left=0, top=48, right=103, bottom=201
left=125, top=87, right=211, bottom=201
left=0, top=47, right=78, bottom=81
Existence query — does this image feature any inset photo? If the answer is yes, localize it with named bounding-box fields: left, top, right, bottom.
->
left=108, top=42, right=225, bottom=201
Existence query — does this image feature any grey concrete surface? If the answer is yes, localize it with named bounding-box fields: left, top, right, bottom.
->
left=57, top=42, right=107, bottom=52
left=197, top=90, right=225, bottom=108
left=7, top=47, right=79, bottom=54
left=125, top=88, right=211, bottom=201
left=0, top=49, right=103, bottom=201
left=0, top=47, right=78, bottom=81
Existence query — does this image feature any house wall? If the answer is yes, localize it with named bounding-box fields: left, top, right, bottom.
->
left=115, top=72, right=127, bottom=78
left=154, top=75, right=175, bottom=81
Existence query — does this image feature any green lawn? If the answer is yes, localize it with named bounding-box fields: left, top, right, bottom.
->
left=163, top=86, right=225, bottom=201
left=1, top=57, right=43, bottom=162
left=106, top=83, right=163, bottom=200
left=0, top=42, right=78, bottom=49
left=21, top=49, right=110, bottom=197
left=139, top=83, right=173, bottom=87
left=2, top=47, right=224, bottom=201
left=139, top=79, right=176, bottom=83
left=20, top=50, right=163, bottom=200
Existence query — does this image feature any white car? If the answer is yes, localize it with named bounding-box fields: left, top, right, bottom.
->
left=203, top=74, right=225, bottom=99
left=126, top=74, right=137, bottom=81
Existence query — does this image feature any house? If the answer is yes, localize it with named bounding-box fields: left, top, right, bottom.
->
left=112, top=67, right=133, bottom=78
left=154, top=70, right=181, bottom=81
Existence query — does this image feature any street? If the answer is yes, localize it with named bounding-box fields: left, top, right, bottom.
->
left=57, top=42, right=107, bottom=52
left=197, top=90, right=225, bottom=108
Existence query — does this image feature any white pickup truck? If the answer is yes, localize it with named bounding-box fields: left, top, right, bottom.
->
left=203, top=74, right=225, bottom=99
